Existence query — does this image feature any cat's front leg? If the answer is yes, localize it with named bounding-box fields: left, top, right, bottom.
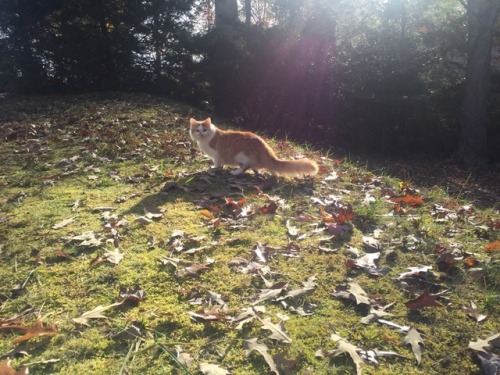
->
left=211, top=157, right=224, bottom=170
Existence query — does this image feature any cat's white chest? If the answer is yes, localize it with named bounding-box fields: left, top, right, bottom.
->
left=196, top=138, right=219, bottom=160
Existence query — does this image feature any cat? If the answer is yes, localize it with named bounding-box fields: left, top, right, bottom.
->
left=189, top=118, right=318, bottom=177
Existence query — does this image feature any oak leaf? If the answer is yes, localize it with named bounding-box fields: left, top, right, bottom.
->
left=329, top=333, right=364, bottom=375
left=104, top=248, right=124, bottom=265
left=331, top=282, right=370, bottom=306
left=0, top=318, right=59, bottom=344
left=52, top=217, right=75, bottom=229
left=468, top=333, right=500, bottom=353
left=73, top=301, right=124, bottom=326
left=0, top=359, right=28, bottom=375
left=405, top=291, right=440, bottom=310
left=404, top=327, right=424, bottom=365
left=244, top=337, right=279, bottom=374
left=259, top=317, right=292, bottom=343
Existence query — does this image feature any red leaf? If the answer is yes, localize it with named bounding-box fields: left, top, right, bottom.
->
left=405, top=291, right=440, bottom=310
left=484, top=240, right=500, bottom=253
left=259, top=202, right=278, bottom=215
left=391, top=194, right=424, bottom=207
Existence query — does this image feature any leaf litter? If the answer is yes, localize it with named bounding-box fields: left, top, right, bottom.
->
left=0, top=94, right=498, bottom=374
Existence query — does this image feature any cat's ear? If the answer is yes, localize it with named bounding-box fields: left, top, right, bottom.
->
left=189, top=118, right=197, bottom=127
left=203, top=118, right=211, bottom=125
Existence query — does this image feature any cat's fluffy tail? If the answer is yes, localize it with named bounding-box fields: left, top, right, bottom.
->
left=265, top=157, right=319, bottom=177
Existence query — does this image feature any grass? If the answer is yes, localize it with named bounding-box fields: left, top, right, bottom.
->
left=0, top=93, right=498, bottom=374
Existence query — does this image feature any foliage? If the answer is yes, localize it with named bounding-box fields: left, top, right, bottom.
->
left=0, top=0, right=498, bottom=158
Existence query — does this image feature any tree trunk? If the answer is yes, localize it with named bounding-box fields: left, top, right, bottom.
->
left=458, top=0, right=500, bottom=168
left=245, top=0, right=252, bottom=25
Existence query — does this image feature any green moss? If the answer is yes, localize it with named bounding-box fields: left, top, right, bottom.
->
left=0, top=94, right=498, bottom=374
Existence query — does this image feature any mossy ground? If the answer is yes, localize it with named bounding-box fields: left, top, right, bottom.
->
left=0, top=93, right=498, bottom=374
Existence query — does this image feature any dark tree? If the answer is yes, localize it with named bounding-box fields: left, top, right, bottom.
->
left=458, top=0, right=500, bottom=167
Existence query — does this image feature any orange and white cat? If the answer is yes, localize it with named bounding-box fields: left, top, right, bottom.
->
left=189, top=118, right=318, bottom=177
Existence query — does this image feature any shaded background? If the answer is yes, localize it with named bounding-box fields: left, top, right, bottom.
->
left=1, top=0, right=499, bottom=162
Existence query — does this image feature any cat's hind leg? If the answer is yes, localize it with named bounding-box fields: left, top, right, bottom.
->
left=230, top=153, right=251, bottom=176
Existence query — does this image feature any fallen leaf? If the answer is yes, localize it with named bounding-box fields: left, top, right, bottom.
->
left=73, top=301, right=124, bottom=326
left=64, top=231, right=102, bottom=247
left=0, top=318, right=59, bottom=345
left=175, top=346, right=194, bottom=368
left=377, top=319, right=410, bottom=332
left=484, top=240, right=500, bottom=253
left=468, top=333, right=500, bottom=352
left=259, top=201, right=278, bottom=214
left=52, top=217, right=75, bottom=229
left=390, top=194, right=424, bottom=206
left=286, top=220, right=299, bottom=237
left=199, top=209, right=215, bottom=219
left=189, top=308, right=230, bottom=322
left=360, top=303, right=394, bottom=324
left=143, top=207, right=164, bottom=220
left=330, top=333, right=365, bottom=375
left=404, top=327, right=424, bottom=365
left=259, top=317, right=292, bottom=343
left=405, top=291, right=440, bottom=310
left=325, top=222, right=351, bottom=236
left=252, top=282, right=288, bottom=305
left=135, top=216, right=153, bottom=225
left=244, top=337, right=279, bottom=374
left=273, top=350, right=299, bottom=375
left=233, top=306, right=266, bottom=329
left=104, top=248, right=124, bottom=265
left=119, top=286, right=145, bottom=302
left=464, top=301, right=487, bottom=322
left=358, top=348, right=407, bottom=364
left=331, top=282, right=371, bottom=306
left=199, top=362, right=230, bottom=375
left=0, top=359, right=28, bottom=375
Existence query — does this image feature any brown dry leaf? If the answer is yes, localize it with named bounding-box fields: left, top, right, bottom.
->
left=0, top=359, right=28, bottom=375
left=331, top=282, right=370, bottom=306
left=259, top=317, right=292, bottom=343
left=0, top=318, right=59, bottom=345
left=72, top=301, right=124, bottom=326
left=64, top=231, right=102, bottom=247
left=244, top=337, right=279, bottom=374
left=259, top=201, right=278, bottom=215
left=175, top=346, right=194, bottom=368
left=199, top=363, right=229, bottom=375
left=119, top=286, right=146, bottom=302
left=464, top=301, right=487, bottom=322
left=52, top=217, right=75, bottom=229
left=252, top=282, right=288, bottom=305
left=404, top=327, right=424, bottom=365
left=189, top=308, right=230, bottom=322
left=330, top=333, right=365, bottom=375
left=175, top=262, right=211, bottom=279
left=143, top=207, right=164, bottom=220
left=104, top=248, right=124, bottom=265
left=468, top=333, right=500, bottom=352
left=405, top=291, right=440, bottom=310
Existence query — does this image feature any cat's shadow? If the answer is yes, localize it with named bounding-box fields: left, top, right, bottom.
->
left=121, top=168, right=315, bottom=217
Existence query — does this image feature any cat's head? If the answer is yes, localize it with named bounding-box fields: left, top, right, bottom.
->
left=189, top=118, right=213, bottom=140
